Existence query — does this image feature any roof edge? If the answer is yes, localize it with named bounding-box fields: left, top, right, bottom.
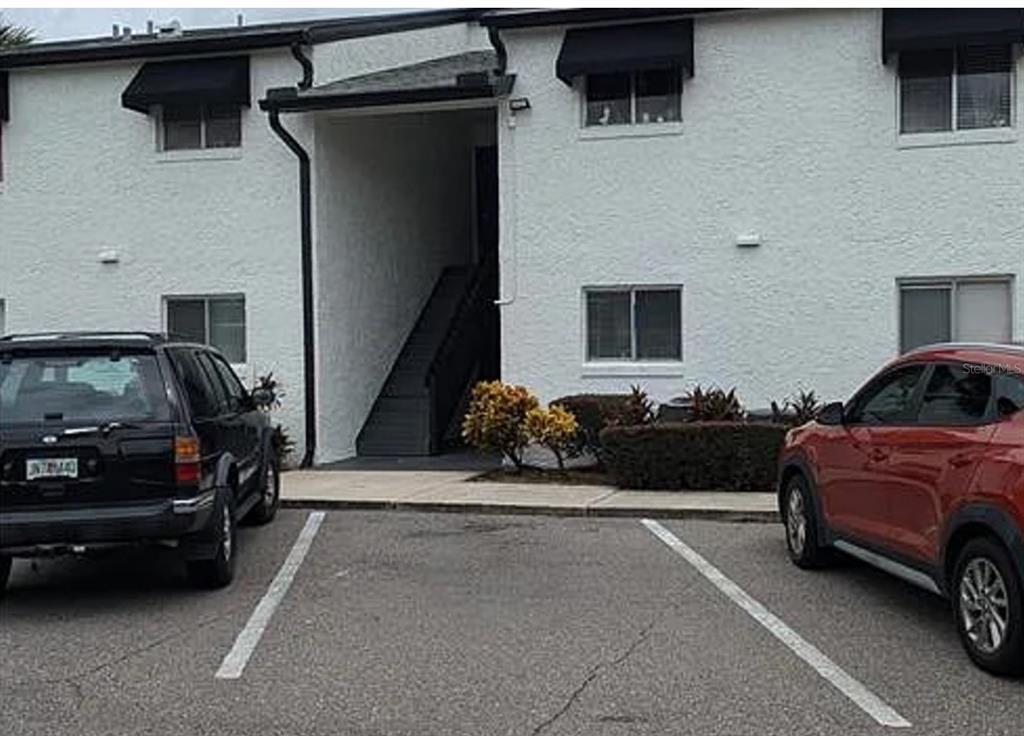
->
left=481, top=9, right=729, bottom=30
left=0, top=9, right=485, bottom=70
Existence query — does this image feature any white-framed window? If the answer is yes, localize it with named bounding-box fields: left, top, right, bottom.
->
left=165, top=295, right=246, bottom=364
left=898, top=45, right=1015, bottom=135
left=159, top=104, right=242, bottom=151
left=899, top=276, right=1013, bottom=353
left=585, top=286, right=683, bottom=362
left=584, top=69, right=682, bottom=127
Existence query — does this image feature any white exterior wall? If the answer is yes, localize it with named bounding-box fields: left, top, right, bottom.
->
left=0, top=48, right=313, bottom=454
left=0, top=20, right=491, bottom=464
left=314, top=111, right=476, bottom=461
left=497, top=8, right=1024, bottom=409
left=313, top=22, right=491, bottom=84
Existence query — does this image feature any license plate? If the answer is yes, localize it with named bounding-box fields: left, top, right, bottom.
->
left=26, top=458, right=79, bottom=481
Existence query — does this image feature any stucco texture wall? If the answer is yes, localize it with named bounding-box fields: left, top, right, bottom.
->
left=0, top=49, right=312, bottom=455
left=497, top=9, right=1024, bottom=409
left=312, top=22, right=491, bottom=86
left=314, top=110, right=477, bottom=461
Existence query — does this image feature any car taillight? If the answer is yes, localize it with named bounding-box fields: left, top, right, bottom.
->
left=174, top=436, right=201, bottom=485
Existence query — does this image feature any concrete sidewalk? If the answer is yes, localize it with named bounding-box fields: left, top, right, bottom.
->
left=280, top=470, right=778, bottom=522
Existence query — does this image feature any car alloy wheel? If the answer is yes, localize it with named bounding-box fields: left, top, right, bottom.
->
left=959, top=557, right=1010, bottom=655
left=786, top=489, right=807, bottom=557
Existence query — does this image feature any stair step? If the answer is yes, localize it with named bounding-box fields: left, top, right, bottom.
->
left=356, top=263, right=484, bottom=457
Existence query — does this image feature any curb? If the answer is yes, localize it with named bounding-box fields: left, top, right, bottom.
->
left=281, top=498, right=779, bottom=523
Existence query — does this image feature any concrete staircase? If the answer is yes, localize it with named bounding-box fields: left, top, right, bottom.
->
left=356, top=266, right=475, bottom=456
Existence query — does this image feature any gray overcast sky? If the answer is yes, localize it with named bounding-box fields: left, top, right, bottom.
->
left=2, top=8, right=400, bottom=42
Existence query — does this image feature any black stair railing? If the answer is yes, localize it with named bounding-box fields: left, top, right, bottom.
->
left=425, top=251, right=498, bottom=453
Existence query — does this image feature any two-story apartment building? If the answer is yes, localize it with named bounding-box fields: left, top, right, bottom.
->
left=1, top=9, right=1022, bottom=464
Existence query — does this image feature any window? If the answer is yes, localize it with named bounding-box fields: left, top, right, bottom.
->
left=169, top=349, right=221, bottom=419
left=899, top=278, right=1013, bottom=352
left=161, top=104, right=241, bottom=151
left=585, top=70, right=681, bottom=127
left=586, top=287, right=682, bottom=361
left=899, top=45, right=1013, bottom=134
left=206, top=352, right=249, bottom=414
left=166, top=295, right=246, bottom=363
left=0, top=353, right=170, bottom=425
left=995, top=371, right=1024, bottom=417
left=917, top=364, right=993, bottom=425
left=848, top=365, right=927, bottom=425
left=0, top=298, right=5, bottom=335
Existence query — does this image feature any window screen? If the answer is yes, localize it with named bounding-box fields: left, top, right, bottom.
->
left=586, top=291, right=632, bottom=360
left=957, top=45, right=1013, bottom=130
left=900, top=287, right=952, bottom=352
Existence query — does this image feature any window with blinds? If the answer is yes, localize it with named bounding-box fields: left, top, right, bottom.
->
left=585, top=287, right=682, bottom=362
left=899, top=278, right=1013, bottom=353
left=899, top=45, right=1013, bottom=134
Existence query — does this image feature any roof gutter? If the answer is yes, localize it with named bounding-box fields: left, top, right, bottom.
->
left=266, top=40, right=316, bottom=468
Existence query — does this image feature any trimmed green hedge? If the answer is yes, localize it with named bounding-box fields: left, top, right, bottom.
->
left=600, top=422, right=787, bottom=491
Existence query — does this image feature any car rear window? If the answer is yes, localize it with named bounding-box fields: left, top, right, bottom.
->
left=0, top=352, right=171, bottom=425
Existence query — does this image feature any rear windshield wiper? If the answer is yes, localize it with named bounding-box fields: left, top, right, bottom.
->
left=62, top=421, right=140, bottom=437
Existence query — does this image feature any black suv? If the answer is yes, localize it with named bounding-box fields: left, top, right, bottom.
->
left=0, top=332, right=280, bottom=591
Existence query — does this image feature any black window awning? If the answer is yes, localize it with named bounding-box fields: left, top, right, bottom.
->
left=555, top=19, right=693, bottom=85
left=883, top=9, right=1024, bottom=60
left=0, top=72, right=9, bottom=122
left=121, top=56, right=250, bottom=113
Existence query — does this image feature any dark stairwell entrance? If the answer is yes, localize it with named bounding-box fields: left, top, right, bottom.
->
left=356, top=145, right=500, bottom=456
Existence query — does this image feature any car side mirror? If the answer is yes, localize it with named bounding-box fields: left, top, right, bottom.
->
left=250, top=387, right=275, bottom=410
left=817, top=402, right=845, bottom=426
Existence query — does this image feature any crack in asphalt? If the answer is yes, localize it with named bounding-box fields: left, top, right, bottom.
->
left=4, top=603, right=249, bottom=694
left=530, top=619, right=657, bottom=736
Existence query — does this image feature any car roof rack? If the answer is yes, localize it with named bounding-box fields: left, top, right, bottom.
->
left=0, top=331, right=168, bottom=343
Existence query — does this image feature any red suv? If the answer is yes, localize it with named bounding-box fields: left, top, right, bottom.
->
left=779, top=343, right=1024, bottom=676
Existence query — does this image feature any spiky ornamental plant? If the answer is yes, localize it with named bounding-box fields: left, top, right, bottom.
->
left=685, top=385, right=746, bottom=422
left=0, top=15, right=34, bottom=49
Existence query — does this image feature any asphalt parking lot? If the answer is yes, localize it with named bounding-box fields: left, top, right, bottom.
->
left=1, top=510, right=1021, bottom=735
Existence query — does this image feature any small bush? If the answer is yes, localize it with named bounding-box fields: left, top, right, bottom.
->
left=600, top=422, right=787, bottom=491
left=250, top=372, right=294, bottom=467
left=525, top=404, right=579, bottom=470
left=462, top=381, right=539, bottom=470
left=607, top=384, right=656, bottom=428
left=770, top=390, right=822, bottom=427
left=686, top=385, right=746, bottom=422
left=552, top=393, right=633, bottom=460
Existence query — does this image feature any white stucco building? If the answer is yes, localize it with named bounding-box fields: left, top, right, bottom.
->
left=1, top=9, right=1022, bottom=463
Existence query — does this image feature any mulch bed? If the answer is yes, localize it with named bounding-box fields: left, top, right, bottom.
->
left=471, top=465, right=612, bottom=486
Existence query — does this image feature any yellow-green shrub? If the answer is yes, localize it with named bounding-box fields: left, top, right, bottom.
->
left=462, top=381, right=539, bottom=469
left=525, top=404, right=579, bottom=470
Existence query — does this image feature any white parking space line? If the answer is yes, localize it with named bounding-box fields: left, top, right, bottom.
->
left=216, top=511, right=326, bottom=680
left=641, top=519, right=911, bottom=729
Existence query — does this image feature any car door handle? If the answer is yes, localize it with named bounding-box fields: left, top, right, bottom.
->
left=949, top=454, right=974, bottom=469
left=869, top=449, right=889, bottom=462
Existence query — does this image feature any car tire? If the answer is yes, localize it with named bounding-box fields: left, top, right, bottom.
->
left=952, top=537, right=1024, bottom=677
left=0, top=556, right=11, bottom=597
left=783, top=474, right=831, bottom=569
left=245, top=453, right=280, bottom=526
left=186, top=488, right=237, bottom=590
